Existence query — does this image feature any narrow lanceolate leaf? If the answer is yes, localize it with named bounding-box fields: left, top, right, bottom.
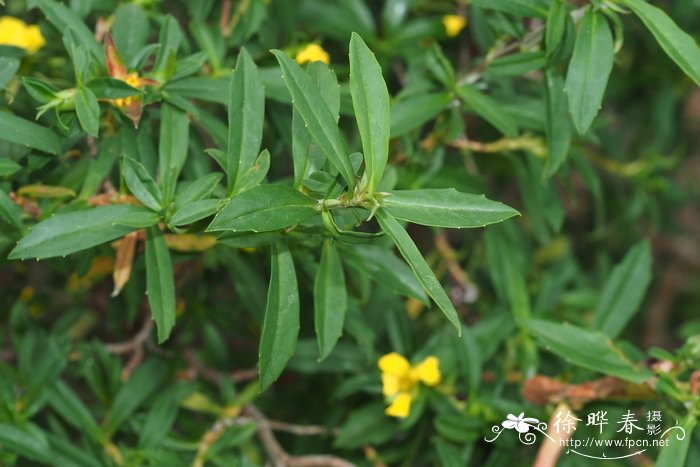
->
left=456, top=85, right=519, bottom=137
left=235, top=149, right=271, bottom=195
left=259, top=242, right=300, bottom=391
left=382, top=189, right=519, bottom=228
left=655, top=415, right=697, bottom=467
left=122, top=157, right=163, bottom=211
left=159, top=103, right=190, bottom=203
left=390, top=92, right=452, bottom=137
left=525, top=319, right=652, bottom=383
left=375, top=209, right=461, bottom=334
left=175, top=173, right=223, bottom=208
left=0, top=189, right=24, bottom=229
left=544, top=70, right=572, bottom=177
left=470, top=0, right=548, bottom=18
left=171, top=199, right=221, bottom=226
left=545, top=0, right=567, bottom=57
left=592, top=240, right=652, bottom=339
left=0, top=112, right=62, bottom=155
left=271, top=50, right=356, bottom=191
left=146, top=227, right=176, bottom=343
left=75, top=86, right=100, bottom=137
left=565, top=10, right=614, bottom=134
left=32, top=0, right=104, bottom=65
left=207, top=184, right=316, bottom=233
left=314, top=241, right=347, bottom=360
left=620, top=0, right=700, bottom=86
left=293, top=62, right=339, bottom=188
left=8, top=205, right=158, bottom=260
left=227, top=48, right=265, bottom=193
left=0, top=423, right=51, bottom=463
left=349, top=33, right=390, bottom=193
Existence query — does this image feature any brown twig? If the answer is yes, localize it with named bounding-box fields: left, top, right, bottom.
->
left=182, top=348, right=259, bottom=384
left=522, top=375, right=655, bottom=408
left=219, top=0, right=233, bottom=35
left=243, top=405, right=354, bottom=467
left=105, top=318, right=154, bottom=354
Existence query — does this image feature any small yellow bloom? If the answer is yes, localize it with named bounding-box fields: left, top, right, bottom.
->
left=378, top=352, right=442, bottom=418
left=0, top=16, right=45, bottom=54
left=295, top=43, right=330, bottom=65
left=443, top=14, right=467, bottom=38
left=112, top=73, right=143, bottom=108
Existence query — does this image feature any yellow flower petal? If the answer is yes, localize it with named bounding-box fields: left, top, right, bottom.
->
left=412, top=356, right=441, bottom=386
left=0, top=17, right=45, bottom=54
left=378, top=352, right=411, bottom=377
left=443, top=14, right=467, bottom=38
left=381, top=373, right=400, bottom=397
left=295, top=43, right=330, bottom=65
left=385, top=392, right=412, bottom=418
left=24, top=25, right=46, bottom=54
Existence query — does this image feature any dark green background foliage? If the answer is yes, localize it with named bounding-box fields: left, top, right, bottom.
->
left=0, top=0, right=699, bottom=465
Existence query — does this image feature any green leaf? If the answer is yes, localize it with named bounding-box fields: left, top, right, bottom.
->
left=0, top=159, right=21, bottom=177
left=158, top=103, right=190, bottom=203
left=487, top=52, right=546, bottom=77
left=105, top=359, right=169, bottom=433
left=390, top=92, right=451, bottom=137
left=592, top=240, right=652, bottom=339
left=457, top=85, right=519, bottom=137
left=191, top=21, right=224, bottom=73
left=0, top=189, right=23, bottom=229
left=175, top=173, right=223, bottom=207
left=619, top=0, right=700, bottom=86
left=76, top=86, right=101, bottom=136
left=341, top=244, right=428, bottom=302
left=525, top=319, right=653, bottom=383
left=227, top=48, right=265, bottom=193
left=470, top=0, right=548, bottom=18
left=122, top=157, right=164, bottom=212
left=32, top=0, right=104, bottom=65
left=655, top=415, right=696, bottom=467
left=138, top=384, right=191, bottom=449
left=382, top=189, right=519, bottom=228
left=145, top=227, right=176, bottom=343
left=171, top=199, right=221, bottom=226
left=314, top=240, right=347, bottom=360
left=207, top=184, right=316, bottom=233
left=293, top=62, right=339, bottom=188
left=375, top=209, right=461, bottom=334
left=565, top=10, right=614, bottom=134
left=153, top=15, right=183, bottom=81
left=112, top=3, right=149, bottom=65
left=455, top=325, right=481, bottom=396
left=87, top=77, right=142, bottom=99
left=0, top=112, right=62, bottom=155
left=9, top=205, right=157, bottom=260
left=0, top=57, right=20, bottom=89
left=544, top=70, right=572, bottom=176
left=545, top=0, right=567, bottom=57
left=271, top=50, right=356, bottom=191
left=259, top=242, right=300, bottom=391
left=484, top=226, right=531, bottom=321
left=349, top=33, right=390, bottom=193
left=334, top=403, right=396, bottom=448
left=0, top=423, right=51, bottom=463
left=235, top=149, right=271, bottom=194
left=47, top=381, right=103, bottom=443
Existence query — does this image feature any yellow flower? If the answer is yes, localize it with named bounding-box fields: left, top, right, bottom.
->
left=112, top=73, right=144, bottom=108
left=0, top=16, right=45, bottom=54
left=378, top=352, right=442, bottom=418
left=443, top=14, right=467, bottom=38
left=295, top=43, right=330, bottom=65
